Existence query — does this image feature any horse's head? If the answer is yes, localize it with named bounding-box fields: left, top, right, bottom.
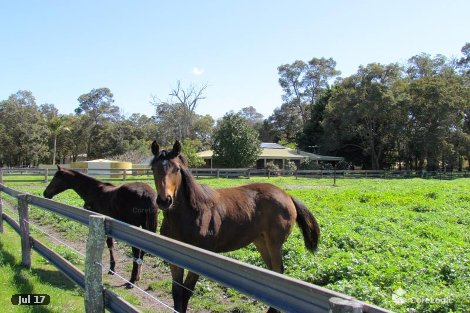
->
left=43, top=165, right=71, bottom=199
left=150, top=140, right=187, bottom=211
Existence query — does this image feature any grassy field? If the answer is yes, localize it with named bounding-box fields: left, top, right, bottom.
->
left=2, top=176, right=469, bottom=312
left=0, top=223, right=84, bottom=312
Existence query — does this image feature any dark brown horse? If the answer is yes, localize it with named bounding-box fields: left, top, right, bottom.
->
left=43, top=165, right=158, bottom=288
left=150, top=141, right=320, bottom=313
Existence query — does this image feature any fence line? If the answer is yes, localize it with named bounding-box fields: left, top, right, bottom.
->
left=0, top=182, right=391, bottom=313
left=1, top=167, right=469, bottom=183
left=0, top=188, right=143, bottom=313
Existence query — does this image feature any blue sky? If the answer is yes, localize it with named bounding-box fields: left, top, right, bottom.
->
left=1, top=1, right=469, bottom=119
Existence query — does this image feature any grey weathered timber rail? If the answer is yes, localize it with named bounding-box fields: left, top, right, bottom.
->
left=0, top=182, right=392, bottom=313
left=0, top=185, right=141, bottom=313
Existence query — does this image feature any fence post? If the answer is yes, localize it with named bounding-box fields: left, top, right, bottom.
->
left=44, top=168, right=49, bottom=182
left=122, top=169, right=127, bottom=181
left=329, top=297, right=363, bottom=313
left=18, top=194, right=31, bottom=269
left=0, top=169, right=3, bottom=233
left=85, top=215, right=106, bottom=313
left=247, top=169, right=251, bottom=179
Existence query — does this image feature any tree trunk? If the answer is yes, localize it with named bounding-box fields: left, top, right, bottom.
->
left=52, top=134, right=57, bottom=165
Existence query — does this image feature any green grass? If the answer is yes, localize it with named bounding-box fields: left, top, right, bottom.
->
left=3, top=176, right=470, bottom=312
left=0, top=223, right=84, bottom=312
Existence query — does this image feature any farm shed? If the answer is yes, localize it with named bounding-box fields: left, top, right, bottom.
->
left=71, top=159, right=132, bottom=178
left=198, top=143, right=343, bottom=169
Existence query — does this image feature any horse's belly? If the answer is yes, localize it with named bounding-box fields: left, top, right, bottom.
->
left=211, top=226, right=260, bottom=253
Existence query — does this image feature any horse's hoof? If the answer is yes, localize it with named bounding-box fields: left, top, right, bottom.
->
left=125, top=282, right=134, bottom=289
left=108, top=269, right=115, bottom=275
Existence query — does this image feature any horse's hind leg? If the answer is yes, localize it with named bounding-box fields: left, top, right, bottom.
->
left=106, top=236, right=115, bottom=275
left=264, top=236, right=287, bottom=313
left=127, top=246, right=142, bottom=289
left=182, top=271, right=199, bottom=313
left=254, top=237, right=272, bottom=270
left=266, top=241, right=285, bottom=274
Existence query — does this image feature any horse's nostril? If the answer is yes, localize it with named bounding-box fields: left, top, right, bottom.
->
left=167, top=196, right=172, bottom=205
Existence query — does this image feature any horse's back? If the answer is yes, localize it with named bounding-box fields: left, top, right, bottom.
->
left=224, top=183, right=293, bottom=205
left=213, top=183, right=297, bottom=247
left=112, top=183, right=158, bottom=229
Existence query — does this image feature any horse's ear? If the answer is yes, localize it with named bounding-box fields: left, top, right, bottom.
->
left=151, top=140, right=160, bottom=156
left=57, top=165, right=62, bottom=171
left=173, top=140, right=181, bottom=156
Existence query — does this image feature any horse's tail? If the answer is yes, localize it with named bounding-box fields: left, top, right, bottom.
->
left=292, top=196, right=320, bottom=252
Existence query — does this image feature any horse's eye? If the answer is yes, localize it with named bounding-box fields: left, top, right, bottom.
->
left=174, top=167, right=180, bottom=173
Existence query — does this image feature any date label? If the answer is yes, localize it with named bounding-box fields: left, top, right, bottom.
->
left=11, top=294, right=50, bottom=305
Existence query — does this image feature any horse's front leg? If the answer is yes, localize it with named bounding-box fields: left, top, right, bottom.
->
left=106, top=236, right=115, bottom=275
left=127, top=246, right=143, bottom=289
left=182, top=271, right=199, bottom=313
left=170, top=264, right=185, bottom=312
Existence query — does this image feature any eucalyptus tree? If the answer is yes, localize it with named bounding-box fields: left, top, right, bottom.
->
left=267, top=102, right=304, bottom=143
left=75, top=88, right=120, bottom=159
left=323, top=63, right=405, bottom=170
left=0, top=91, right=49, bottom=166
left=278, top=57, right=341, bottom=128
left=405, top=54, right=470, bottom=170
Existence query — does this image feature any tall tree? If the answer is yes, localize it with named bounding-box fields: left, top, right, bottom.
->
left=238, top=106, right=264, bottom=125
left=267, top=102, right=304, bottom=143
left=278, top=57, right=340, bottom=128
left=75, top=88, right=120, bottom=159
left=324, top=63, right=404, bottom=169
left=191, top=114, right=214, bottom=149
left=297, top=89, right=331, bottom=152
left=458, top=42, right=470, bottom=81
left=405, top=54, right=469, bottom=170
left=47, top=116, right=70, bottom=165
left=0, top=91, right=49, bottom=166
left=212, top=113, right=261, bottom=168
left=152, top=81, right=208, bottom=142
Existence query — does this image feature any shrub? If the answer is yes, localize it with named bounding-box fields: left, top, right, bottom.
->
left=266, top=162, right=281, bottom=175
left=285, top=160, right=297, bottom=175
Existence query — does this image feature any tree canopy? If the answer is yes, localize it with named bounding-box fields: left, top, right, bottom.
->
left=212, top=113, right=261, bottom=168
left=1, top=43, right=469, bottom=170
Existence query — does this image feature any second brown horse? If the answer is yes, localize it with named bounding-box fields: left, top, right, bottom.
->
left=150, top=140, right=320, bottom=313
left=43, top=166, right=158, bottom=288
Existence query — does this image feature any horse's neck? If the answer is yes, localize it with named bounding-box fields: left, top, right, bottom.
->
left=67, top=171, right=106, bottom=202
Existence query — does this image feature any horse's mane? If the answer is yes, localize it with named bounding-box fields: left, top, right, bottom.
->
left=64, top=168, right=115, bottom=187
left=180, top=166, right=217, bottom=210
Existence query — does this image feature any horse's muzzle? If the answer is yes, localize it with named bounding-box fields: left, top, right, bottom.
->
left=156, top=194, right=173, bottom=210
left=43, top=190, right=52, bottom=199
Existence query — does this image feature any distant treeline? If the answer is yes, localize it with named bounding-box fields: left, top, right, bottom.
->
left=1, top=43, right=469, bottom=169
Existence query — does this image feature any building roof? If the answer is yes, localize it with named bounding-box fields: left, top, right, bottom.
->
left=198, top=143, right=343, bottom=162
left=260, top=142, right=285, bottom=149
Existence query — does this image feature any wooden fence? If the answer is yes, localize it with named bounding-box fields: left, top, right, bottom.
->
left=1, top=167, right=469, bottom=183
left=0, top=182, right=392, bottom=312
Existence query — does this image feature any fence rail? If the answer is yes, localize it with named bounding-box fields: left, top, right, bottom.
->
left=1, top=167, right=469, bottom=183
left=0, top=186, right=141, bottom=313
left=0, top=182, right=391, bottom=313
